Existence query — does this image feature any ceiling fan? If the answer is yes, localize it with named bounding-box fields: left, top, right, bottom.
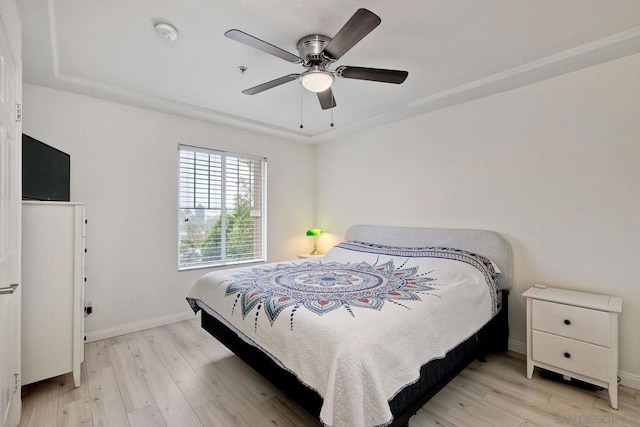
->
left=225, top=8, right=409, bottom=110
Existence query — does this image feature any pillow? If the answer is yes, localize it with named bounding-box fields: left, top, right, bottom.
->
left=491, top=261, right=502, bottom=274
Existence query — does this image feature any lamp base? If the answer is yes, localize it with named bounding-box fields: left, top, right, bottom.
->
left=309, top=248, right=323, bottom=256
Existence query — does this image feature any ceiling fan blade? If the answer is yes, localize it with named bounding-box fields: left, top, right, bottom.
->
left=322, top=9, right=381, bottom=61
left=242, top=74, right=300, bottom=95
left=337, top=66, right=408, bottom=84
left=225, top=29, right=302, bottom=64
left=317, top=88, right=337, bottom=110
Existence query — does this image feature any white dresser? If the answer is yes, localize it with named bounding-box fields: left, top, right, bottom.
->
left=523, top=285, right=621, bottom=408
left=21, top=201, right=86, bottom=387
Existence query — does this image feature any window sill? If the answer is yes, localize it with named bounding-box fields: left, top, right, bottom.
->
left=178, top=258, right=266, bottom=272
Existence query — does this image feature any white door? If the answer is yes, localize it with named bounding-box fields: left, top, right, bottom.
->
left=0, top=0, right=21, bottom=426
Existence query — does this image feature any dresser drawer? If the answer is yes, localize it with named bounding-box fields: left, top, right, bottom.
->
left=532, top=299, right=610, bottom=346
left=532, top=330, right=610, bottom=382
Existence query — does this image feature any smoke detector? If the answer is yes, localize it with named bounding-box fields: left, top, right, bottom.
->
left=155, top=23, right=179, bottom=41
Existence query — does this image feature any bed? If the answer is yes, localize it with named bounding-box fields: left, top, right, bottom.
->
left=186, top=225, right=512, bottom=427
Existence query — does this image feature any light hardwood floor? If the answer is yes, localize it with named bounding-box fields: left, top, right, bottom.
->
left=20, top=317, right=640, bottom=426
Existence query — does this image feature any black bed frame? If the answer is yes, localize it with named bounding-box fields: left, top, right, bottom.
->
left=199, top=289, right=509, bottom=426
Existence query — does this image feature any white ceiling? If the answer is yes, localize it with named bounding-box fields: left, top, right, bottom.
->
left=18, top=0, right=640, bottom=143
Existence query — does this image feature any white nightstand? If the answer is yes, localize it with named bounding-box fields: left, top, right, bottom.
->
left=297, top=254, right=324, bottom=259
left=523, top=285, right=622, bottom=409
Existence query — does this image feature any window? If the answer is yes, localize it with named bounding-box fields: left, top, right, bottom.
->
left=178, top=144, right=266, bottom=269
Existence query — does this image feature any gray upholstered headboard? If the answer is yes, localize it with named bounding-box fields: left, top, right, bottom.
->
left=344, top=225, right=513, bottom=291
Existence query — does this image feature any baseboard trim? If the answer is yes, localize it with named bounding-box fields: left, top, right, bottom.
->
left=85, top=311, right=198, bottom=343
left=508, top=339, right=527, bottom=355
left=506, top=339, right=639, bottom=391
left=619, top=370, right=640, bottom=390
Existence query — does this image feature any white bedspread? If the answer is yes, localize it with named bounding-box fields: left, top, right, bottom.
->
left=186, top=241, right=501, bottom=427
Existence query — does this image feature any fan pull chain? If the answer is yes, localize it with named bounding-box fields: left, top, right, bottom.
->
left=330, top=106, right=335, bottom=128
left=299, top=93, right=304, bottom=129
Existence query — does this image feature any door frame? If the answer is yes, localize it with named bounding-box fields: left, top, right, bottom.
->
left=0, top=0, right=22, bottom=426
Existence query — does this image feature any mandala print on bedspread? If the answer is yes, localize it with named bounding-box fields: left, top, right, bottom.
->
left=222, top=259, right=438, bottom=330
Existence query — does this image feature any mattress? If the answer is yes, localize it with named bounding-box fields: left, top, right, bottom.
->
left=187, top=241, right=502, bottom=427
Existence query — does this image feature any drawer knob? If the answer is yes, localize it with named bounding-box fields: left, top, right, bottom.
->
left=564, top=319, right=571, bottom=325
left=564, top=352, right=571, bottom=359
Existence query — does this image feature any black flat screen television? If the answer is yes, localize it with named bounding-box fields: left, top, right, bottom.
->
left=22, top=134, right=70, bottom=201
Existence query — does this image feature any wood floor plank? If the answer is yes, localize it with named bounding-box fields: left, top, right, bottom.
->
left=56, top=368, right=88, bottom=406
left=431, top=370, right=527, bottom=427
left=173, top=369, right=217, bottom=409
left=104, top=335, right=127, bottom=346
left=427, top=385, right=479, bottom=413
left=480, top=353, right=598, bottom=407
left=445, top=399, right=524, bottom=427
left=164, top=323, right=212, bottom=369
left=171, top=319, right=233, bottom=362
left=271, top=389, right=322, bottom=426
left=126, top=331, right=163, bottom=369
left=481, top=388, right=570, bottom=426
left=19, top=377, right=59, bottom=427
left=144, top=325, right=210, bottom=372
left=215, top=356, right=277, bottom=403
left=195, top=357, right=276, bottom=407
left=526, top=372, right=599, bottom=407
left=619, top=384, right=640, bottom=405
left=56, top=367, right=92, bottom=427
left=58, top=398, right=92, bottom=427
left=143, top=328, right=195, bottom=381
left=194, top=338, right=234, bottom=364
left=217, top=396, right=280, bottom=427
left=127, top=403, right=167, bottom=427
left=256, top=394, right=321, bottom=427
left=593, top=392, right=640, bottom=425
left=195, top=362, right=274, bottom=425
left=412, top=408, right=459, bottom=427
left=171, top=319, right=212, bottom=344
left=86, top=366, right=130, bottom=427
left=447, top=373, right=492, bottom=401
left=548, top=393, right=614, bottom=423
left=107, top=342, right=155, bottom=413
left=593, top=384, right=637, bottom=411
left=84, top=341, right=111, bottom=373
left=193, top=400, right=242, bottom=427
left=140, top=362, right=203, bottom=427
left=195, top=362, right=244, bottom=402
left=418, top=394, right=454, bottom=418
left=464, top=362, right=552, bottom=406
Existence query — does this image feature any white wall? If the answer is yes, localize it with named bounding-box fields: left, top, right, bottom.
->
left=315, top=54, right=640, bottom=382
left=22, top=84, right=315, bottom=339
left=22, top=51, right=640, bottom=383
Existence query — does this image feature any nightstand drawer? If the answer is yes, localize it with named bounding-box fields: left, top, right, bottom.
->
left=532, top=330, right=610, bottom=382
left=532, top=299, right=609, bottom=346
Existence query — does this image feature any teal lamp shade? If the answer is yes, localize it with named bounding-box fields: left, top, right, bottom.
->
left=306, top=229, right=323, bottom=255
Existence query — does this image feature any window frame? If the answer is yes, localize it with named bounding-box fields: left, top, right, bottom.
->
left=177, top=144, right=267, bottom=271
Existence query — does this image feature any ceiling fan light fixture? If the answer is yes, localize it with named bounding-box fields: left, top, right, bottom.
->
left=300, top=68, right=334, bottom=93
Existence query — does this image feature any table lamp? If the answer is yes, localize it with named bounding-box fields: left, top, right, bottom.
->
left=306, top=228, right=323, bottom=255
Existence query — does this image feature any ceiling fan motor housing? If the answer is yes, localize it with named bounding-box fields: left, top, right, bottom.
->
left=297, top=35, right=332, bottom=66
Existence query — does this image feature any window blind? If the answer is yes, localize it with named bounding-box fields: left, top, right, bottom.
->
left=178, top=144, right=266, bottom=269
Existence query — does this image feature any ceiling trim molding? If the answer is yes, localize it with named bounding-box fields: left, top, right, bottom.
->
left=42, top=2, right=640, bottom=144
left=51, top=72, right=311, bottom=142
left=313, top=26, right=640, bottom=142
left=47, top=0, right=60, bottom=76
